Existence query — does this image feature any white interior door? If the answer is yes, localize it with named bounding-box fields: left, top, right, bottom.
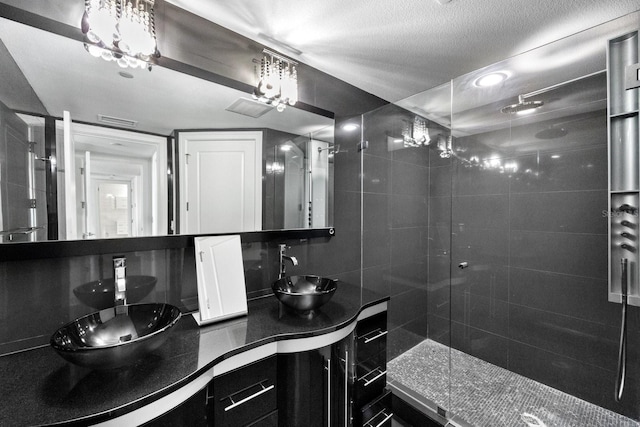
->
left=179, top=131, right=262, bottom=234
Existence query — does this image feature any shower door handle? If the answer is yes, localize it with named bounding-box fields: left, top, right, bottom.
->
left=458, top=261, right=469, bottom=269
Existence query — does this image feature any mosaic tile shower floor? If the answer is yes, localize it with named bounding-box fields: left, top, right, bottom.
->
left=387, top=339, right=639, bottom=427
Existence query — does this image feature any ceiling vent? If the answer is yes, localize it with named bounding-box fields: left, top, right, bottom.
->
left=226, top=98, right=274, bottom=118
left=97, top=114, right=138, bottom=128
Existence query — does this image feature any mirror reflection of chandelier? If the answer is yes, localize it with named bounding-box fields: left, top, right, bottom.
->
left=81, top=0, right=159, bottom=69
left=253, top=49, right=298, bottom=112
left=402, top=116, right=430, bottom=147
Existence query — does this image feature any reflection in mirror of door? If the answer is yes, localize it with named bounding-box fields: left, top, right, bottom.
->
left=179, top=131, right=262, bottom=234
left=0, top=16, right=335, bottom=242
left=56, top=118, right=168, bottom=240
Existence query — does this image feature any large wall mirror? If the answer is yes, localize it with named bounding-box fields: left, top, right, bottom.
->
left=0, top=16, right=335, bottom=243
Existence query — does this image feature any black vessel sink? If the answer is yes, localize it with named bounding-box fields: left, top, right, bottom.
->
left=50, top=303, right=181, bottom=369
left=272, top=275, right=338, bottom=312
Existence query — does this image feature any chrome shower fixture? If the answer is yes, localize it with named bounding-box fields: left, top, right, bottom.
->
left=318, top=144, right=340, bottom=155
left=500, top=94, right=544, bottom=115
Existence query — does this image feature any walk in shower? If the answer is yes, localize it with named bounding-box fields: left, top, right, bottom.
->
left=357, top=11, right=640, bottom=427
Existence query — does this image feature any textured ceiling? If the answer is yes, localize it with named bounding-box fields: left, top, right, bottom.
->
left=165, top=0, right=640, bottom=103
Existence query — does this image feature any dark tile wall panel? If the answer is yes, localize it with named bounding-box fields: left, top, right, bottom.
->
left=441, top=107, right=637, bottom=417
left=360, top=103, right=444, bottom=361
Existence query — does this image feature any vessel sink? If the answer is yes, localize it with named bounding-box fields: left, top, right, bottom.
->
left=73, top=275, right=157, bottom=310
left=50, top=303, right=181, bottom=369
left=272, top=275, right=338, bottom=312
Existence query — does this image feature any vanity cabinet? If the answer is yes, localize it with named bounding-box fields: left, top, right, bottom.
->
left=207, top=355, right=278, bottom=427
left=277, top=335, right=352, bottom=426
left=353, top=311, right=391, bottom=426
left=277, top=309, right=389, bottom=427
left=142, top=388, right=209, bottom=426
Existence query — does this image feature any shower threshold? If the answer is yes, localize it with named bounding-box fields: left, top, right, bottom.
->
left=387, top=339, right=639, bottom=427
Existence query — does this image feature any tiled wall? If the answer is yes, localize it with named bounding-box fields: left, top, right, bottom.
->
left=357, top=93, right=639, bottom=417
left=360, top=104, right=447, bottom=360
left=425, top=107, right=640, bottom=418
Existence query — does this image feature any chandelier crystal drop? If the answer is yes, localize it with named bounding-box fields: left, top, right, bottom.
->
left=253, top=50, right=298, bottom=112
left=82, top=0, right=159, bottom=70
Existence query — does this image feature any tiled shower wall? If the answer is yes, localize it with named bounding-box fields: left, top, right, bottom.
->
left=428, top=106, right=640, bottom=418
left=360, top=104, right=444, bottom=359
left=358, top=91, right=640, bottom=418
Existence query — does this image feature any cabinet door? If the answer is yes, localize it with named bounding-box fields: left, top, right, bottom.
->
left=141, top=387, right=209, bottom=427
left=278, top=348, right=327, bottom=426
left=331, top=335, right=354, bottom=427
left=278, top=335, right=353, bottom=427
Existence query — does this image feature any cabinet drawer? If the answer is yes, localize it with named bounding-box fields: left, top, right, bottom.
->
left=211, top=356, right=277, bottom=427
left=356, top=313, right=388, bottom=362
left=356, top=362, right=387, bottom=406
left=361, top=390, right=393, bottom=427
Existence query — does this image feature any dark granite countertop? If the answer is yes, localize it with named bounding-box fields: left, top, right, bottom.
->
left=0, top=281, right=388, bottom=426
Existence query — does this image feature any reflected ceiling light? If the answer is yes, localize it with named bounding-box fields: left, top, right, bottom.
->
left=474, top=72, right=508, bottom=87
left=81, top=0, right=159, bottom=70
left=341, top=123, right=359, bottom=132
left=253, top=49, right=298, bottom=112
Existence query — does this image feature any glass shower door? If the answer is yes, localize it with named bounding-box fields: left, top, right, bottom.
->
left=448, top=11, right=640, bottom=426
left=360, top=88, right=455, bottom=421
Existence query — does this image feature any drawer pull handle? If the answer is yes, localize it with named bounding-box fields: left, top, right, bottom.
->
left=365, top=410, right=394, bottom=427
left=362, top=369, right=387, bottom=387
left=224, top=383, right=275, bottom=412
left=363, top=329, right=388, bottom=344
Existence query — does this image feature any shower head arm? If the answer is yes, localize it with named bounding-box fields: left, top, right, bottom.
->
left=520, top=69, right=605, bottom=100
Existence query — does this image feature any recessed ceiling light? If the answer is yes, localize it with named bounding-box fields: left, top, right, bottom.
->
left=341, top=123, right=360, bottom=132
left=474, top=72, right=508, bottom=87
left=119, top=71, right=134, bottom=79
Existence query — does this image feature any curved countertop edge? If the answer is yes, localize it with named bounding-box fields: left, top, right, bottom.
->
left=51, top=296, right=389, bottom=427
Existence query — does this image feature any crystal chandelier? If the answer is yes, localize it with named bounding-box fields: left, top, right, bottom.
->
left=401, top=116, right=430, bottom=147
left=253, top=50, right=298, bottom=112
left=81, top=0, right=159, bottom=69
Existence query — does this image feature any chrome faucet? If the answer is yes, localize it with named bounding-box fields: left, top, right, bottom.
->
left=113, top=255, right=127, bottom=307
left=278, top=244, right=298, bottom=279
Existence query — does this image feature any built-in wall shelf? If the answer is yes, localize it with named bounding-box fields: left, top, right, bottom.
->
left=610, top=110, right=639, bottom=119
left=608, top=30, right=640, bottom=306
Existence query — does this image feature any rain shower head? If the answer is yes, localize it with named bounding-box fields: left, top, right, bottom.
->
left=500, top=95, right=544, bottom=115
